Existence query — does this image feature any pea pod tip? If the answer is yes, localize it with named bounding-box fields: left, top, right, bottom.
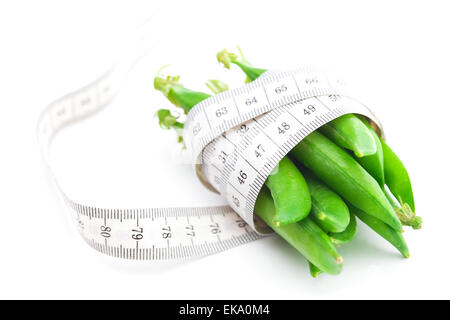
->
left=317, top=212, right=326, bottom=221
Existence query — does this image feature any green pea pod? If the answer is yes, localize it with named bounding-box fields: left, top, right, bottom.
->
left=255, top=187, right=343, bottom=275
left=329, top=211, right=357, bottom=246
left=352, top=117, right=385, bottom=186
left=302, top=170, right=350, bottom=233
left=319, top=114, right=377, bottom=157
left=289, top=131, right=403, bottom=231
left=350, top=204, right=409, bottom=258
left=265, top=157, right=311, bottom=226
left=381, top=139, right=415, bottom=213
left=308, top=262, right=323, bottom=278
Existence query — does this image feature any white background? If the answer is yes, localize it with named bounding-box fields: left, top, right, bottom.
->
left=1, top=0, right=450, bottom=299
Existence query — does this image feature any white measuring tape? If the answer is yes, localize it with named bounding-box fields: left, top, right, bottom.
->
left=185, top=69, right=382, bottom=234
left=37, top=26, right=382, bottom=261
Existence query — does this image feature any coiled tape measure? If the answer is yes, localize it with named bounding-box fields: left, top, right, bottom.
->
left=37, top=26, right=382, bottom=261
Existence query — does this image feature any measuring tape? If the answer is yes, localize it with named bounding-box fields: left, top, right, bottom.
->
left=185, top=69, right=381, bottom=233
left=37, top=27, right=382, bottom=260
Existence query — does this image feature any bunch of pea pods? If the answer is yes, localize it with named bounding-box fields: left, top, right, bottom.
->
left=154, top=48, right=422, bottom=277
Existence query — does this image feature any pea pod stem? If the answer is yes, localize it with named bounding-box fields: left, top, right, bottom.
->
left=217, top=48, right=266, bottom=81
left=206, top=79, right=229, bottom=94
left=155, top=109, right=184, bottom=130
left=383, top=187, right=422, bottom=230
left=154, top=73, right=211, bottom=114
left=155, top=109, right=185, bottom=144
